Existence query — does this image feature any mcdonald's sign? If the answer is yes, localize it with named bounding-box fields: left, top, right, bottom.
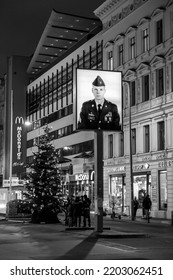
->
left=15, top=116, right=24, bottom=124
left=15, top=116, right=24, bottom=161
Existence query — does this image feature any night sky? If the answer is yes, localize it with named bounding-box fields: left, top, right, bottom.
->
left=0, top=0, right=104, bottom=78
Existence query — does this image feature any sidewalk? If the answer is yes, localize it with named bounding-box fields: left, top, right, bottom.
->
left=108, top=214, right=172, bottom=225
left=1, top=211, right=172, bottom=225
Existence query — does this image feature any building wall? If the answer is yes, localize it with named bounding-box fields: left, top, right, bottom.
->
left=0, top=78, right=5, bottom=181
left=97, top=0, right=173, bottom=219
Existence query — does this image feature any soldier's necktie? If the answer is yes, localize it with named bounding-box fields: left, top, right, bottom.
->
left=98, top=104, right=102, bottom=116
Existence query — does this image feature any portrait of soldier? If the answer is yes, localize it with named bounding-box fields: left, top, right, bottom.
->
left=77, top=75, right=121, bottom=130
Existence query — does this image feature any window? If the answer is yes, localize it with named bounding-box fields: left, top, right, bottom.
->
left=108, top=50, right=113, bottom=70
left=159, top=170, right=167, bottom=210
left=142, top=28, right=149, bottom=52
left=171, top=62, right=173, bottom=92
left=142, top=74, right=149, bottom=102
left=156, top=68, right=164, bottom=97
left=120, top=133, right=124, bottom=157
left=144, top=125, right=150, bottom=153
left=131, top=128, right=136, bottom=155
left=130, top=37, right=135, bottom=59
left=108, top=134, right=113, bottom=158
left=158, top=121, right=165, bottom=150
left=130, top=81, right=136, bottom=106
left=109, top=176, right=126, bottom=211
left=118, top=44, right=124, bottom=66
left=156, top=19, right=163, bottom=45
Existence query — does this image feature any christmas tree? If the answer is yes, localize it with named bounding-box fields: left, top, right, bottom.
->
left=24, top=126, right=62, bottom=223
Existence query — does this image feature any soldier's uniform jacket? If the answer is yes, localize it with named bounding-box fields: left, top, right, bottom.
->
left=78, top=99, right=121, bottom=130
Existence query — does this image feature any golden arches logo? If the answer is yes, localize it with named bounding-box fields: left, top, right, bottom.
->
left=15, top=116, right=24, bottom=124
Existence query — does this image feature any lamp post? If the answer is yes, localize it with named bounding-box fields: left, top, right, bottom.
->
left=9, top=90, right=13, bottom=201
left=123, top=81, right=134, bottom=221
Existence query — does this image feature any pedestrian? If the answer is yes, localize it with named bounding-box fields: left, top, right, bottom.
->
left=67, top=197, right=75, bottom=227
left=142, top=194, right=152, bottom=222
left=83, top=195, right=91, bottom=227
left=73, top=196, right=83, bottom=227
left=133, top=196, right=139, bottom=219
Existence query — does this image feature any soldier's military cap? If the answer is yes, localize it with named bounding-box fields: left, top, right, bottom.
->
left=92, top=75, right=105, bottom=86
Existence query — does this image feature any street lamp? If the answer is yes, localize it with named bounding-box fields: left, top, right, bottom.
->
left=123, top=81, right=134, bottom=221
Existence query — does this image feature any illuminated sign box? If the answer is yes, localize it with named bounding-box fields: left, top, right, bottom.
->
left=76, top=69, right=122, bottom=131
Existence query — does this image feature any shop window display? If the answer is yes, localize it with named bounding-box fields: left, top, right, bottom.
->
left=159, top=170, right=167, bottom=210
left=109, top=176, right=127, bottom=214
left=133, top=174, right=151, bottom=208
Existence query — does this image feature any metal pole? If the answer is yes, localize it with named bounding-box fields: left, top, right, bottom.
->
left=9, top=89, right=13, bottom=201
left=123, top=81, right=134, bottom=221
left=94, top=130, right=103, bottom=232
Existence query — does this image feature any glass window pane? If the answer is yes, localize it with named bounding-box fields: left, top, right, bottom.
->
left=159, top=171, right=167, bottom=210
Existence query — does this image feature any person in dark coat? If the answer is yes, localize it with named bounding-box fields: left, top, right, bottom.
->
left=78, top=75, right=121, bottom=130
left=83, top=195, right=91, bottom=227
left=142, top=194, right=152, bottom=218
left=73, top=196, right=83, bottom=227
left=133, top=196, right=139, bottom=219
left=67, top=197, right=75, bottom=227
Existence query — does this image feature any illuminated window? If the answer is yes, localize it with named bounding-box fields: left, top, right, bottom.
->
left=142, top=28, right=149, bottom=52
left=108, top=50, right=113, bottom=70
left=130, top=37, right=135, bottom=59
left=118, top=44, right=124, bottom=66
left=159, top=170, right=167, bottom=210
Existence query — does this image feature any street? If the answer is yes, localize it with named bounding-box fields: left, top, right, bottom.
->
left=0, top=215, right=173, bottom=260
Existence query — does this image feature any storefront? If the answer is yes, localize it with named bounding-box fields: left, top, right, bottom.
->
left=104, top=165, right=128, bottom=215
left=133, top=173, right=151, bottom=208
left=67, top=172, right=94, bottom=204
left=109, top=174, right=127, bottom=215
left=104, top=156, right=173, bottom=220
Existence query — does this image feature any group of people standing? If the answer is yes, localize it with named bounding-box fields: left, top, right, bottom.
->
left=133, top=194, right=152, bottom=220
left=64, top=195, right=91, bottom=228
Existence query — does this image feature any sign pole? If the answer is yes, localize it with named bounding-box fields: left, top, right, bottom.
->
left=9, top=89, right=13, bottom=201
left=94, top=130, right=103, bottom=232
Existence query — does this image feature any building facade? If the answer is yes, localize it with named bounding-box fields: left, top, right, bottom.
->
left=96, top=0, right=173, bottom=219
left=26, top=0, right=173, bottom=220
left=0, top=78, right=5, bottom=187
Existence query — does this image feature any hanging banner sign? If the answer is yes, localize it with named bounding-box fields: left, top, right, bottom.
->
left=15, top=116, right=24, bottom=162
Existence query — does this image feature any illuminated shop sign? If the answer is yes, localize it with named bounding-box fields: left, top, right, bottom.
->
left=133, top=163, right=150, bottom=171
left=158, top=160, right=173, bottom=168
left=15, top=116, right=24, bottom=161
left=75, top=173, right=89, bottom=181
left=107, top=166, right=126, bottom=173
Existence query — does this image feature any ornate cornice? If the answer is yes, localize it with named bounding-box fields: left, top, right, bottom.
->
left=94, top=0, right=123, bottom=19
left=94, top=0, right=149, bottom=32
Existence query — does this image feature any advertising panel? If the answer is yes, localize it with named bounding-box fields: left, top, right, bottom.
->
left=76, top=69, right=122, bottom=131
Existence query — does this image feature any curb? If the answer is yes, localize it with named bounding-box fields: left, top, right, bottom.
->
left=65, top=227, right=110, bottom=231
left=95, top=232, right=150, bottom=238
